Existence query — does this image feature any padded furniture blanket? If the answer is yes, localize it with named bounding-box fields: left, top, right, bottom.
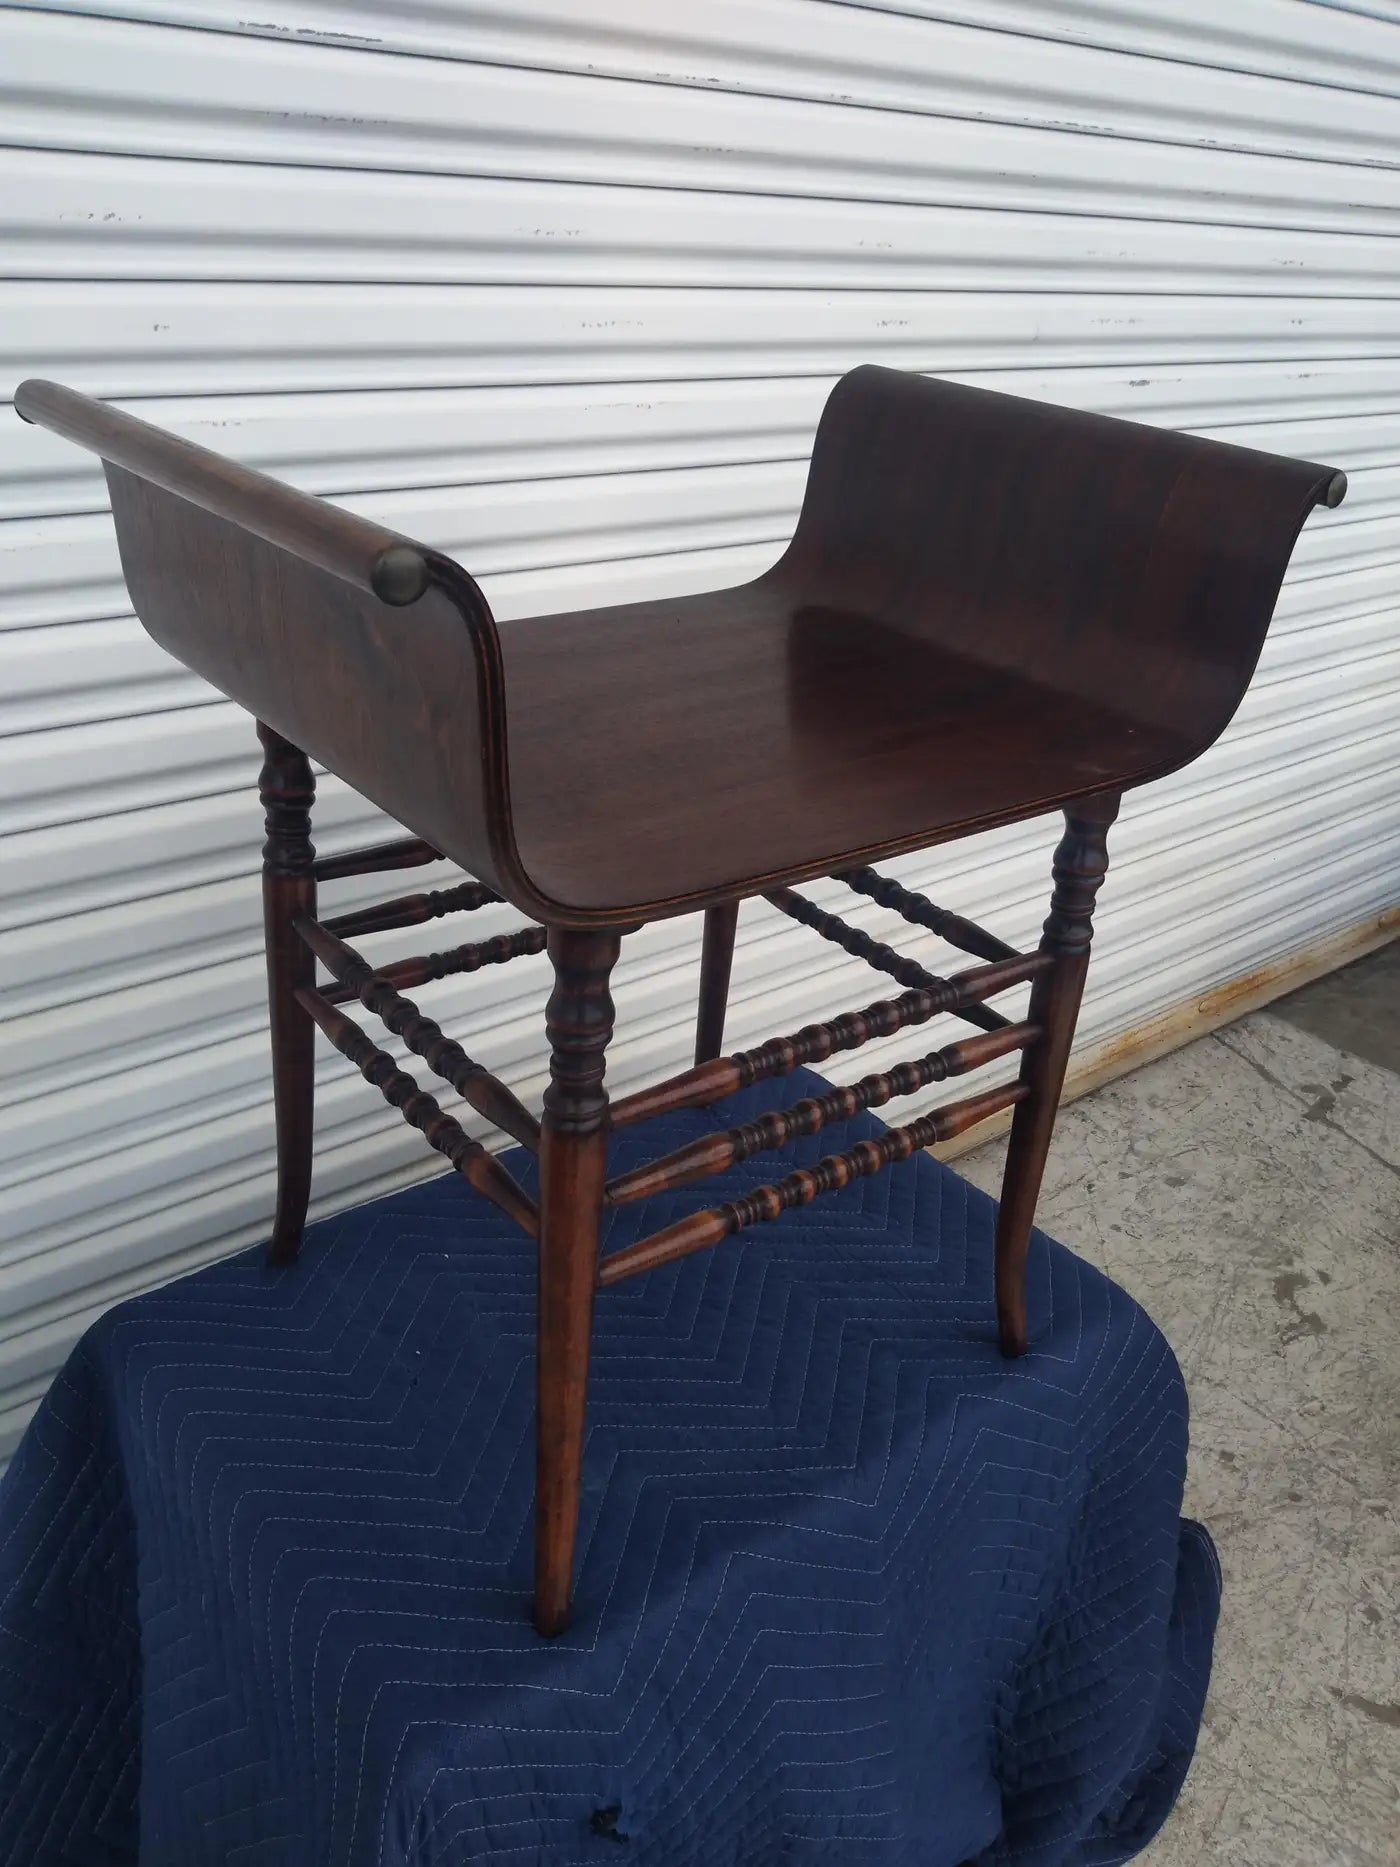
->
left=0, top=1067, right=1218, bottom=1866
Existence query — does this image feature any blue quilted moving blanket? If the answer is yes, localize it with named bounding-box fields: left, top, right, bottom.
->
left=0, top=1067, right=1218, bottom=1866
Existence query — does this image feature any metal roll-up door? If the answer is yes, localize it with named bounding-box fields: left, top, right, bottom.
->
left=2, top=0, right=1397, bottom=1458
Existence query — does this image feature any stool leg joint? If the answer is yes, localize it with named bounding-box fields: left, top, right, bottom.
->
left=257, top=721, right=316, bottom=1267
left=534, top=926, right=625, bottom=1636
left=994, top=793, right=1120, bottom=1356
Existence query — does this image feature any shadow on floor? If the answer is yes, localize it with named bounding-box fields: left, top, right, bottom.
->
left=1268, top=939, right=1400, bottom=1078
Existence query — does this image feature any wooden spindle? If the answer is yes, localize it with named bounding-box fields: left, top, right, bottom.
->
left=764, top=887, right=1008, bottom=1032
left=606, top=1020, right=1038, bottom=1206
left=295, top=915, right=541, bottom=1151
left=295, top=986, right=538, bottom=1235
left=323, top=877, right=503, bottom=940
left=609, top=948, right=1050, bottom=1128
left=597, top=1080, right=1028, bottom=1286
left=534, top=926, right=624, bottom=1637
left=835, top=867, right=1017, bottom=965
left=257, top=721, right=317, bottom=1267
left=694, top=900, right=740, bottom=1064
left=995, top=795, right=1119, bottom=1358
left=310, top=836, right=444, bottom=882
left=320, top=923, right=548, bottom=1005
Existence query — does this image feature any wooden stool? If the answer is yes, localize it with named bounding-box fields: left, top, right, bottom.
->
left=16, top=369, right=1345, bottom=1635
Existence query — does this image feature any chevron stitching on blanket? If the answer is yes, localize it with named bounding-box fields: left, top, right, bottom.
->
left=0, top=1067, right=1218, bottom=1867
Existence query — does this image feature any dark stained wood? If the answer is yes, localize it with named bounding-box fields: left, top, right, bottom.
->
left=323, top=878, right=501, bottom=939
left=296, top=915, right=542, bottom=1151
left=257, top=721, right=317, bottom=1267
left=13, top=378, right=432, bottom=605
left=534, top=927, right=623, bottom=1637
left=611, top=949, right=1051, bottom=1128
left=694, top=900, right=740, bottom=1064
left=17, top=366, right=1346, bottom=1634
left=599, top=1080, right=1028, bottom=1287
left=765, top=884, right=1009, bottom=1032
left=294, top=985, right=538, bottom=1234
left=15, top=370, right=1342, bottom=928
left=311, top=837, right=445, bottom=883
left=319, top=923, right=548, bottom=1007
left=606, top=1020, right=1037, bottom=1207
left=836, top=866, right=1017, bottom=965
left=17, top=380, right=517, bottom=906
left=994, top=795, right=1120, bottom=1357
left=494, top=369, right=1343, bottom=920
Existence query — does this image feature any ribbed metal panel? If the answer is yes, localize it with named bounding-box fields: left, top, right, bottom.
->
left=1, top=0, right=1397, bottom=1458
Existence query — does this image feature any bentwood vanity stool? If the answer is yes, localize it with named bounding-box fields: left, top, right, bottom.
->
left=16, top=368, right=1345, bottom=1635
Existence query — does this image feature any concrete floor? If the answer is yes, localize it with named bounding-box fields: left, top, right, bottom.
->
left=962, top=943, right=1400, bottom=1867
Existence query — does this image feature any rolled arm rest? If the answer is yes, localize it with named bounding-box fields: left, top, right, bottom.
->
left=16, top=379, right=520, bottom=899
left=16, top=378, right=429, bottom=605
left=783, top=366, right=1348, bottom=771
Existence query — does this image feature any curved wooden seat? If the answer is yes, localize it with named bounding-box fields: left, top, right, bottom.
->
left=15, top=366, right=1344, bottom=1638
left=15, top=367, right=1342, bottom=926
left=502, top=582, right=1186, bottom=914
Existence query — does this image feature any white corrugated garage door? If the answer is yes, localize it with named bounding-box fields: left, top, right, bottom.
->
left=2, top=0, right=1398, bottom=1460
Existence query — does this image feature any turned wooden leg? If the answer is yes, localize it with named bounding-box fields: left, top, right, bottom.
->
left=995, top=793, right=1119, bottom=1357
left=535, top=925, right=623, bottom=1635
left=257, top=722, right=317, bottom=1268
left=694, top=900, right=740, bottom=1064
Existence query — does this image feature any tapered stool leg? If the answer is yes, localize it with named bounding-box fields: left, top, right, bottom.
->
left=694, top=900, right=740, bottom=1064
left=995, top=794, right=1119, bottom=1357
left=257, top=722, right=317, bottom=1267
left=535, top=926, right=623, bottom=1635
